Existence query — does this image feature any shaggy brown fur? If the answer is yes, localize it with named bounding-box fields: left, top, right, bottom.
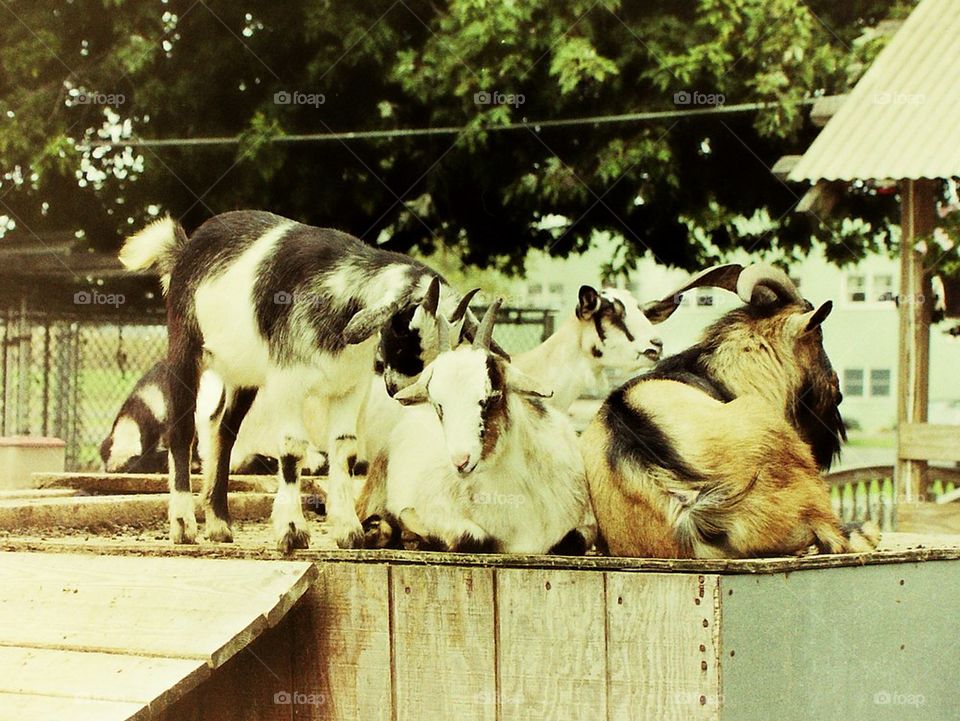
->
left=583, top=380, right=879, bottom=558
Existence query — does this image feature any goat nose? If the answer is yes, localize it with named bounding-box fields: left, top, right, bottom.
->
left=452, top=453, right=472, bottom=473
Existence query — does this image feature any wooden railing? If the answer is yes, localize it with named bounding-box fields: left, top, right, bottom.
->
left=826, top=465, right=960, bottom=533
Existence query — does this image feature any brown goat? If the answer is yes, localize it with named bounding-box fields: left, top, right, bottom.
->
left=582, top=264, right=879, bottom=559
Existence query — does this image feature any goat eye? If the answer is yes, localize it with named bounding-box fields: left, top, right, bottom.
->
left=436, top=404, right=444, bottom=420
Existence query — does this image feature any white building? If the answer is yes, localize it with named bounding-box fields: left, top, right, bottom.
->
left=509, top=237, right=960, bottom=433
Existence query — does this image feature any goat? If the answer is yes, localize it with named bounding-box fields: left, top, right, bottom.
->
left=120, top=210, right=475, bottom=552
left=359, top=285, right=676, bottom=462
left=100, top=361, right=171, bottom=473
left=582, top=263, right=879, bottom=559
left=357, top=300, right=596, bottom=554
left=512, top=285, right=677, bottom=412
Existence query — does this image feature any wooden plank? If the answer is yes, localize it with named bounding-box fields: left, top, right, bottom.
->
left=2, top=534, right=960, bottom=575
left=898, top=423, right=960, bottom=463
left=0, top=692, right=146, bottom=721
left=606, top=573, right=720, bottom=721
left=392, top=565, right=496, bottom=721
left=291, top=564, right=392, bottom=721
left=0, top=493, right=275, bottom=531
left=0, top=553, right=316, bottom=667
left=897, top=502, right=960, bottom=535
left=496, top=568, right=606, bottom=721
left=0, top=646, right=208, bottom=707
left=896, top=178, right=935, bottom=501
left=32, top=472, right=328, bottom=497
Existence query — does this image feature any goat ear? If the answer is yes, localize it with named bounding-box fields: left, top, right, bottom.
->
left=577, top=285, right=602, bottom=320
left=343, top=301, right=402, bottom=344
left=392, top=370, right=432, bottom=406
left=656, top=264, right=743, bottom=305
left=641, top=297, right=681, bottom=324
left=421, top=276, right=441, bottom=317
left=801, top=300, right=833, bottom=333
left=505, top=366, right=554, bottom=399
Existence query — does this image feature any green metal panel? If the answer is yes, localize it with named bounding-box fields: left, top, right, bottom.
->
left=720, top=561, right=960, bottom=721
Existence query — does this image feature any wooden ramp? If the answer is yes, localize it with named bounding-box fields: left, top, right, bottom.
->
left=0, top=552, right=316, bottom=721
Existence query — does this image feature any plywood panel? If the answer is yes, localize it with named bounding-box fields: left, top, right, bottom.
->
left=720, top=562, right=960, bottom=720
left=0, top=646, right=207, bottom=706
left=606, top=573, right=721, bottom=721
left=392, top=565, right=496, bottom=721
left=0, top=552, right=315, bottom=666
left=291, top=564, right=392, bottom=721
left=497, top=569, right=606, bottom=721
left=0, top=692, right=146, bottom=721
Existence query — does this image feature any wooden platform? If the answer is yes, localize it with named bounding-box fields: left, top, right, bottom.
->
left=0, top=552, right=316, bottom=721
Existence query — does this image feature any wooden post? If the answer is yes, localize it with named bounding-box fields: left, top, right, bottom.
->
left=896, top=179, right=935, bottom=506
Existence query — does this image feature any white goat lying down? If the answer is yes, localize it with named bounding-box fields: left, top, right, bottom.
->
left=358, top=300, right=596, bottom=555
left=359, top=284, right=677, bottom=462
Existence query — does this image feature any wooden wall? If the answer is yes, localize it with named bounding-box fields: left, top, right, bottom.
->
left=287, top=564, right=720, bottom=721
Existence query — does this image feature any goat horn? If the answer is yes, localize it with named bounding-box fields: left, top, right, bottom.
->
left=436, top=313, right=453, bottom=352
left=657, top=263, right=744, bottom=305
left=420, top=276, right=441, bottom=317
left=736, top=263, right=802, bottom=306
left=449, top=288, right=480, bottom=324
left=473, top=297, right=503, bottom=351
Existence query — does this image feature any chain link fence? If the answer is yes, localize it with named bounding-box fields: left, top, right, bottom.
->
left=0, top=307, right=554, bottom=471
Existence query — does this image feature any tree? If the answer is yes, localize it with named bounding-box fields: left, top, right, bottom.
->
left=0, top=0, right=919, bottom=273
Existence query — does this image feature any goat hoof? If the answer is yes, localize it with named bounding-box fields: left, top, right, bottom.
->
left=362, top=515, right=396, bottom=549
left=170, top=516, right=198, bottom=545
left=204, top=517, right=234, bottom=544
left=277, top=523, right=311, bottom=554
left=328, top=518, right=364, bottom=549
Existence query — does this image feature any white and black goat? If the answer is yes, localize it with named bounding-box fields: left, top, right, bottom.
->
left=358, top=300, right=595, bottom=554
left=120, top=210, right=478, bottom=552
left=100, top=361, right=172, bottom=473
left=582, top=263, right=880, bottom=559
left=513, top=286, right=676, bottom=412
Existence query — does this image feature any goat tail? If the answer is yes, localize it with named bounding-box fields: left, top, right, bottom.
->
left=118, top=215, right=188, bottom=294
left=672, top=472, right=759, bottom=555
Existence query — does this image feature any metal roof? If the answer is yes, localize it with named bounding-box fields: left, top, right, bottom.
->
left=789, top=0, right=960, bottom=182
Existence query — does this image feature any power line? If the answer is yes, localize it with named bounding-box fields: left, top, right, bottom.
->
left=84, top=98, right=817, bottom=148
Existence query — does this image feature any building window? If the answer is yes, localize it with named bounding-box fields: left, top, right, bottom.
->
left=696, top=288, right=714, bottom=307
left=548, top=282, right=564, bottom=296
left=873, top=274, right=895, bottom=302
left=846, top=274, right=867, bottom=303
left=870, top=369, right=891, bottom=397
left=528, top=283, right=542, bottom=296
left=843, top=369, right=864, bottom=397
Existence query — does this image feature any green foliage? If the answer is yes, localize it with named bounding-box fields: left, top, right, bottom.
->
left=0, top=0, right=924, bottom=275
